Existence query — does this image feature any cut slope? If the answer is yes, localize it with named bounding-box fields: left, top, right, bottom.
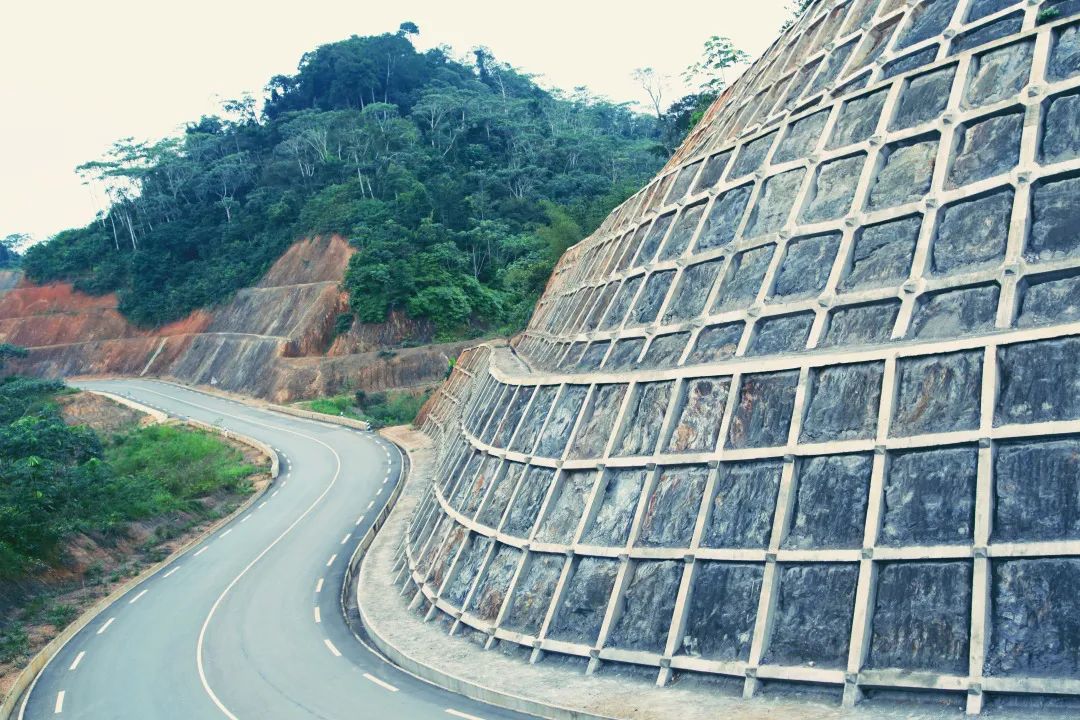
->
left=0, top=235, right=463, bottom=401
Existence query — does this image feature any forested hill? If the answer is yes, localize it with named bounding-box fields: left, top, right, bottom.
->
left=23, top=26, right=664, bottom=338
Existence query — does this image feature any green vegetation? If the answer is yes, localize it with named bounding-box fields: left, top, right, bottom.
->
left=0, top=376, right=258, bottom=581
left=1038, top=6, right=1061, bottom=22
left=0, top=235, right=23, bottom=269
left=301, top=388, right=431, bottom=428
left=23, top=24, right=664, bottom=339
left=0, top=624, right=28, bottom=664
left=106, top=424, right=258, bottom=501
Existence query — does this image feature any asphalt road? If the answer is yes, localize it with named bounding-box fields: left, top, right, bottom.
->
left=20, top=378, right=525, bottom=720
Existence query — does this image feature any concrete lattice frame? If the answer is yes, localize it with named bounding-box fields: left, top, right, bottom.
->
left=407, top=0, right=1080, bottom=715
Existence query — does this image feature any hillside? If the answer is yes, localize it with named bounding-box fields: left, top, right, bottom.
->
left=23, top=25, right=663, bottom=341
left=0, top=236, right=473, bottom=401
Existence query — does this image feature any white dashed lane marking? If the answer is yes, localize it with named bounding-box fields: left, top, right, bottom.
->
left=96, top=618, right=115, bottom=635
left=315, top=578, right=324, bottom=593
left=323, top=638, right=341, bottom=657
left=69, top=652, right=85, bottom=671
left=128, top=589, right=148, bottom=605
left=194, top=547, right=209, bottom=557
left=326, top=554, right=337, bottom=567
left=54, top=690, right=65, bottom=714
left=366, top=501, right=374, bottom=510
left=314, top=607, right=321, bottom=623
left=355, top=514, right=365, bottom=526
left=445, top=709, right=485, bottom=720
left=363, top=673, right=399, bottom=692
left=163, top=566, right=181, bottom=578
left=220, top=529, right=232, bottom=538
left=340, top=534, right=350, bottom=545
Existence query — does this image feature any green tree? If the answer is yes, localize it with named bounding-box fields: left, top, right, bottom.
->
left=682, top=36, right=751, bottom=96
left=0, top=234, right=26, bottom=268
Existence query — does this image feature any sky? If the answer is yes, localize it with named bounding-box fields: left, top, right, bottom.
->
left=0, top=0, right=793, bottom=244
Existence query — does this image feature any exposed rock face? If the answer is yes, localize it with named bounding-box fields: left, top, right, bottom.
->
left=0, top=236, right=468, bottom=401
left=406, top=1, right=1080, bottom=714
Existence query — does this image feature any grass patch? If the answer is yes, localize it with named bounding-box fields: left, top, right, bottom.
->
left=0, top=625, right=28, bottom=664
left=299, top=389, right=431, bottom=429
left=106, top=424, right=258, bottom=502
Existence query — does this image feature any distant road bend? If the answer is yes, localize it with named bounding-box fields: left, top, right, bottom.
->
left=19, top=378, right=524, bottom=720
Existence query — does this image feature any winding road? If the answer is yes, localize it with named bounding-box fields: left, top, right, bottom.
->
left=18, top=378, right=524, bottom=720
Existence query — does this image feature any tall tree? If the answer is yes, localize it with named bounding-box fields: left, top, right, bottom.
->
left=682, top=36, right=751, bottom=96
left=632, top=67, right=669, bottom=120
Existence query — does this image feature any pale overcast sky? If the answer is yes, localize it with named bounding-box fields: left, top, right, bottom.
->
left=0, top=0, right=792, bottom=242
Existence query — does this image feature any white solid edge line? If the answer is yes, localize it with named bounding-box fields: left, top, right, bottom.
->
left=128, top=589, right=148, bottom=605
left=445, top=709, right=485, bottom=720
left=314, top=607, right=321, bottom=623
left=315, top=578, right=324, bottom=593
left=68, top=652, right=85, bottom=672
left=54, top=690, right=64, bottom=714
left=326, top=554, right=337, bottom=567
left=123, top=385, right=345, bottom=720
left=324, top=638, right=341, bottom=657
left=96, top=618, right=115, bottom=635
left=362, top=673, right=399, bottom=692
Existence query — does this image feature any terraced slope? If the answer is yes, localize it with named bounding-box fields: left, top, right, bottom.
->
left=0, top=236, right=467, bottom=401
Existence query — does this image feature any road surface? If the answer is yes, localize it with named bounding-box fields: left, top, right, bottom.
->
left=19, top=378, right=524, bottom=720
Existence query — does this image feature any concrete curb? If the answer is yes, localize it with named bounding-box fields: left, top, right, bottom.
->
left=341, top=430, right=409, bottom=616
left=88, top=390, right=169, bottom=423
left=268, top=404, right=371, bottom=431
left=353, top=436, right=618, bottom=720
left=0, top=393, right=279, bottom=720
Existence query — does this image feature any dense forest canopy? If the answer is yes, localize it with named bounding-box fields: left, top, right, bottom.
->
left=23, top=26, right=670, bottom=337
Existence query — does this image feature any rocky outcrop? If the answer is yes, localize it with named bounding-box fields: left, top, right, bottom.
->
left=0, top=236, right=465, bottom=401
